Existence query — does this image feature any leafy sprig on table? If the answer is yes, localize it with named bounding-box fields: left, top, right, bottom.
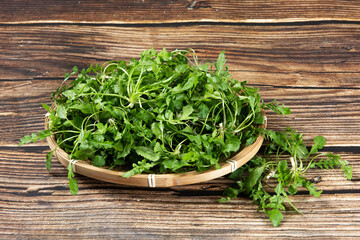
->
left=219, top=127, right=352, bottom=227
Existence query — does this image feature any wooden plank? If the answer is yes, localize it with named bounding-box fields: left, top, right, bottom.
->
left=1, top=79, right=359, bottom=146
left=0, top=146, right=359, bottom=238
left=1, top=24, right=360, bottom=88
left=1, top=0, right=360, bottom=24
left=1, top=146, right=359, bottom=192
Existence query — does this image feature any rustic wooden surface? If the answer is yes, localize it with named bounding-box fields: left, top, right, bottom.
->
left=1, top=1, right=360, bottom=239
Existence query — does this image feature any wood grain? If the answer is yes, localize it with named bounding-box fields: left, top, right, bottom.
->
left=1, top=80, right=359, bottom=146
left=1, top=0, right=360, bottom=24
left=0, top=146, right=359, bottom=239
left=2, top=1, right=360, bottom=237
left=1, top=24, right=360, bottom=88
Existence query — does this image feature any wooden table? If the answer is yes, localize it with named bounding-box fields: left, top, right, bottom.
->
left=1, top=1, right=359, bottom=239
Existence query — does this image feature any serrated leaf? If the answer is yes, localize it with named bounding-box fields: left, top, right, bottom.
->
left=46, top=150, right=54, bottom=172
left=134, top=146, right=160, bottom=161
left=19, top=135, right=32, bottom=146
left=31, top=133, right=38, bottom=143
left=38, top=130, right=52, bottom=141
left=309, top=135, right=326, bottom=155
left=303, top=181, right=322, bottom=197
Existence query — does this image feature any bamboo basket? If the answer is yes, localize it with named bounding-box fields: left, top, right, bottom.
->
left=45, top=113, right=267, bottom=187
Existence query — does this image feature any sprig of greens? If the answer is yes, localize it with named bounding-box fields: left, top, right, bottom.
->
left=219, top=127, right=352, bottom=227
left=20, top=49, right=288, bottom=195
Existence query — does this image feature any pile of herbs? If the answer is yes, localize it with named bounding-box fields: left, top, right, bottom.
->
left=19, top=49, right=352, bottom=226
left=20, top=49, right=276, bottom=190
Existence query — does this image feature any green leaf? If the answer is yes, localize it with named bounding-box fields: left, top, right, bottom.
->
left=215, top=50, right=226, bottom=73
left=41, top=103, right=51, bottom=112
left=340, top=160, right=353, bottom=180
left=222, top=187, right=240, bottom=199
left=151, top=122, right=162, bottom=139
left=68, top=178, right=78, bottom=195
left=46, top=150, right=54, bottom=172
left=244, top=166, right=265, bottom=194
left=288, top=184, right=298, bottom=195
left=38, top=130, right=52, bottom=141
left=175, top=63, right=188, bottom=73
left=31, top=133, right=38, bottom=143
left=303, top=181, right=322, bottom=197
left=93, top=155, right=106, bottom=167
left=67, top=162, right=75, bottom=179
left=72, top=65, right=78, bottom=73
left=263, top=100, right=291, bottom=116
left=218, top=197, right=231, bottom=203
left=56, top=105, right=67, bottom=119
left=229, top=167, right=245, bottom=181
left=117, top=144, right=131, bottom=158
left=121, top=171, right=134, bottom=178
left=71, top=103, right=93, bottom=114
left=277, top=160, right=288, bottom=178
left=19, top=135, right=32, bottom=146
left=162, top=159, right=185, bottom=171
left=274, top=183, right=282, bottom=195
left=267, top=209, right=283, bottom=227
left=134, top=146, right=160, bottom=161
left=254, top=111, right=264, bottom=124
left=198, top=103, right=210, bottom=119
left=181, top=74, right=198, bottom=91
left=344, top=165, right=353, bottom=180
left=63, top=89, right=77, bottom=100
left=309, top=136, right=326, bottom=155
left=295, top=144, right=308, bottom=159
left=224, top=135, right=241, bottom=153
left=181, top=105, right=194, bottom=120
left=281, top=189, right=302, bottom=214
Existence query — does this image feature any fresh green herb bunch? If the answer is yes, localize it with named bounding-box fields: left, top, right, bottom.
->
left=20, top=49, right=288, bottom=194
left=219, top=127, right=353, bottom=227
left=20, top=49, right=289, bottom=192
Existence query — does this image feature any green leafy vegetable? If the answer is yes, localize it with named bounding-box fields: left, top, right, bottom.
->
left=18, top=46, right=351, bottom=228
left=22, top=48, right=284, bottom=194
left=219, top=126, right=353, bottom=227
